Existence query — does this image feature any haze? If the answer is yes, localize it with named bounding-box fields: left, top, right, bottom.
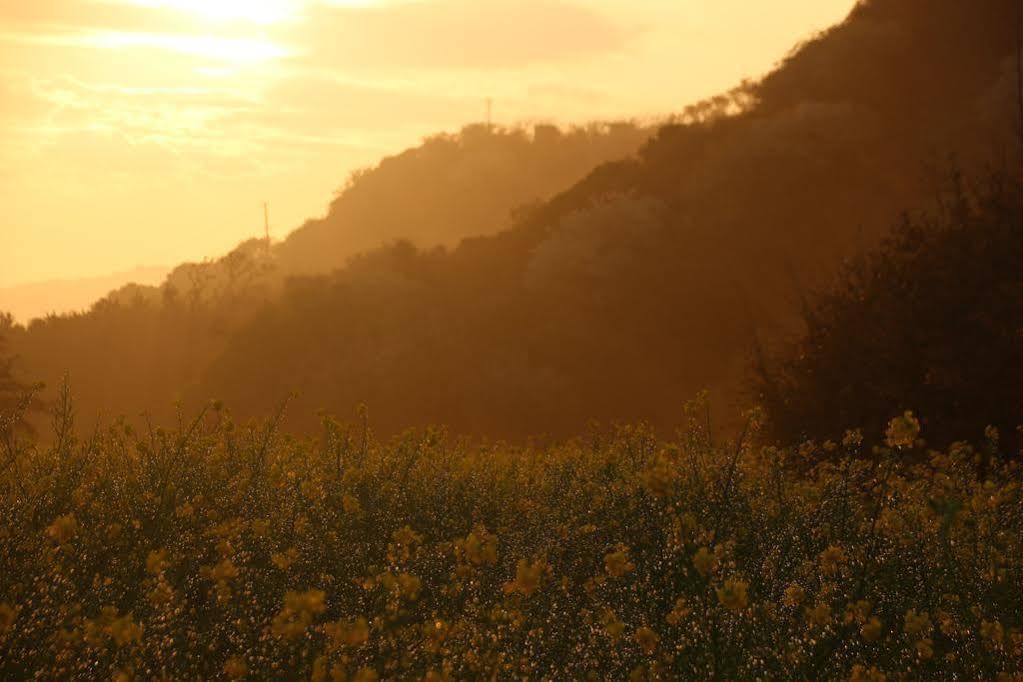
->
left=1, top=0, right=855, bottom=290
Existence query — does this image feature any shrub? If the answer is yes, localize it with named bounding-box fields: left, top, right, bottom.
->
left=755, top=168, right=1023, bottom=453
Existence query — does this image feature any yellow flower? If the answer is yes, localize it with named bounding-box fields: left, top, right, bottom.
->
left=146, top=549, right=168, bottom=576
left=353, top=667, right=378, bottom=682
left=0, top=603, right=17, bottom=635
left=642, top=453, right=679, bottom=498
left=148, top=580, right=174, bottom=606
left=224, top=656, right=248, bottom=680
left=504, top=558, right=547, bottom=597
left=849, top=664, right=887, bottom=681
left=885, top=411, right=921, bottom=449
left=208, top=558, right=239, bottom=582
left=842, top=429, right=864, bottom=448
left=605, top=546, right=635, bottom=577
left=324, top=616, right=370, bottom=649
left=692, top=547, right=717, bottom=578
left=903, top=609, right=932, bottom=639
left=271, top=589, right=327, bottom=640
left=665, top=597, right=691, bottom=625
left=397, top=573, right=421, bottom=600
left=981, top=620, right=1004, bottom=646
left=601, top=609, right=626, bottom=640
left=844, top=599, right=872, bottom=624
left=311, top=656, right=329, bottom=682
left=819, top=545, right=847, bottom=576
left=456, top=527, right=499, bottom=567
left=272, top=547, right=299, bottom=571
left=102, top=609, right=143, bottom=646
left=860, top=617, right=883, bottom=642
left=46, top=514, right=77, bottom=544
left=634, top=626, right=659, bottom=655
left=782, top=583, right=805, bottom=607
left=388, top=525, right=422, bottom=562
left=342, top=494, right=362, bottom=515
left=806, top=603, right=832, bottom=628
left=716, top=578, right=749, bottom=611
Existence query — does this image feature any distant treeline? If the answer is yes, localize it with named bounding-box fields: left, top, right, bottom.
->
left=3, top=0, right=1021, bottom=445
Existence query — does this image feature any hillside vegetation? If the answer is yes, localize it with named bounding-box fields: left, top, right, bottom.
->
left=3, top=0, right=1021, bottom=441
left=756, top=170, right=1023, bottom=452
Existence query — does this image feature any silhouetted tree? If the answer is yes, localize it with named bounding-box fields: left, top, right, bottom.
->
left=0, top=314, right=39, bottom=437
left=755, top=167, right=1023, bottom=454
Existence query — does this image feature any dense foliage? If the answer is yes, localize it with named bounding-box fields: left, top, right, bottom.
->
left=756, top=169, right=1023, bottom=452
left=1, top=396, right=1021, bottom=679
left=0, top=314, right=40, bottom=437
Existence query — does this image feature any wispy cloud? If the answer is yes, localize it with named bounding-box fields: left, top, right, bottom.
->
left=298, top=0, right=635, bottom=71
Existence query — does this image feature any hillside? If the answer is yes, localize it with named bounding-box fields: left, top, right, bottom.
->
left=275, top=122, right=653, bottom=277
left=6, top=0, right=1022, bottom=439
left=191, top=0, right=1022, bottom=436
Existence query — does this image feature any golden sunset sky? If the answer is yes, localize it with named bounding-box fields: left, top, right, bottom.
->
left=0, top=0, right=857, bottom=288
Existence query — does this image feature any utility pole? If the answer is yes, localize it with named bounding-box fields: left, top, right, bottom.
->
left=263, top=202, right=270, bottom=241
left=485, top=97, right=493, bottom=133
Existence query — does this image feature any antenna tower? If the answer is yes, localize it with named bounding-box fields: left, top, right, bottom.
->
left=263, top=202, right=270, bottom=243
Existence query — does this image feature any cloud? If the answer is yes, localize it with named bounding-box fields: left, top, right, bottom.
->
left=298, top=0, right=635, bottom=71
left=231, top=74, right=476, bottom=132
left=0, top=0, right=191, bottom=34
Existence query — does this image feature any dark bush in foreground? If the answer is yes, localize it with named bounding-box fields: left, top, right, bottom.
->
left=756, top=169, right=1023, bottom=451
left=0, top=397, right=1021, bottom=679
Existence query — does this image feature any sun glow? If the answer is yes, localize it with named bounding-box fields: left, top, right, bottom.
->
left=121, top=0, right=303, bottom=25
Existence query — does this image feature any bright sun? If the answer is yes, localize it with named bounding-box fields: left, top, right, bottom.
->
left=121, top=0, right=387, bottom=24
left=124, top=0, right=302, bottom=24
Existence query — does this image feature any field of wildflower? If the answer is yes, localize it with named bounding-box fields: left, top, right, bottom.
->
left=0, top=394, right=1021, bottom=680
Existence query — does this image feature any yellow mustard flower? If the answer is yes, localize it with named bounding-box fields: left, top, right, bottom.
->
left=860, top=617, right=883, bottom=642
left=634, top=626, right=659, bottom=655
left=692, top=547, right=717, bottom=578
left=716, top=578, right=749, bottom=611
left=223, top=656, right=248, bottom=680
left=605, top=545, right=635, bottom=577
left=885, top=411, right=921, bottom=449
left=782, top=583, right=805, bottom=607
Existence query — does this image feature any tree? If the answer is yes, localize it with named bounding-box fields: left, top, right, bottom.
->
left=0, top=314, right=38, bottom=437
left=755, top=168, right=1023, bottom=455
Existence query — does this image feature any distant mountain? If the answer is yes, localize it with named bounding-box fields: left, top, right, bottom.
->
left=275, top=122, right=653, bottom=277
left=0, top=266, right=170, bottom=324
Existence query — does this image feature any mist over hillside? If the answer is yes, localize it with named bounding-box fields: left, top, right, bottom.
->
left=0, top=267, right=170, bottom=325
left=4, top=0, right=1021, bottom=440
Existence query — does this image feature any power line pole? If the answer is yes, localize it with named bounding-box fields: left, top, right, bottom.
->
left=485, top=97, right=493, bottom=132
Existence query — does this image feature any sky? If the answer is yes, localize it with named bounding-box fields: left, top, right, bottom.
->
left=0, top=0, right=858, bottom=288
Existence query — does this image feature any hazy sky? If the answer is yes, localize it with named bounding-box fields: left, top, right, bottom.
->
left=0, top=0, right=857, bottom=288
